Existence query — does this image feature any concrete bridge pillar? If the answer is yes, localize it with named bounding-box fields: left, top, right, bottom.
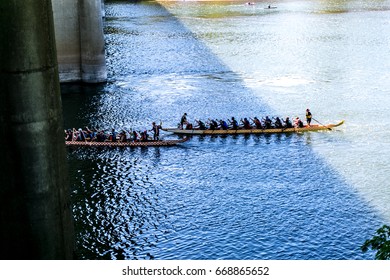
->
left=0, top=0, right=74, bottom=259
left=53, top=0, right=107, bottom=83
left=79, top=0, right=107, bottom=83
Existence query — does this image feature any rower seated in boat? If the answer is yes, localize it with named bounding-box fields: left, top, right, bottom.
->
left=208, top=119, right=219, bottom=130
left=133, top=130, right=139, bottom=142
left=229, top=117, right=239, bottom=130
left=119, top=130, right=127, bottom=142
left=241, top=118, right=252, bottom=129
left=195, top=119, right=207, bottom=130
left=185, top=123, right=193, bottom=130
left=65, top=129, right=73, bottom=141
left=252, top=117, right=263, bottom=129
left=74, top=128, right=86, bottom=141
left=294, top=117, right=304, bottom=128
left=220, top=119, right=229, bottom=130
left=109, top=128, right=117, bottom=142
left=263, top=116, right=273, bottom=129
left=274, top=117, right=283, bottom=128
left=83, top=127, right=95, bottom=140
left=96, top=130, right=107, bottom=142
left=140, top=130, right=149, bottom=142
left=283, top=117, right=293, bottom=128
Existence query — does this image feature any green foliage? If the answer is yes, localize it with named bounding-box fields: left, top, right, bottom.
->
left=361, top=225, right=390, bottom=260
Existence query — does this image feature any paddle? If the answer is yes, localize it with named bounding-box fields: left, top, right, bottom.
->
left=312, top=118, right=331, bottom=130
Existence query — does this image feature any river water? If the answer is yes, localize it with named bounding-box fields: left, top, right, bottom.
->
left=61, top=0, right=390, bottom=259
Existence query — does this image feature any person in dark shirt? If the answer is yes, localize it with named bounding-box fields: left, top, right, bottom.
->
left=264, top=116, right=272, bottom=129
left=151, top=122, right=161, bottom=140
left=96, top=130, right=106, bottom=142
left=196, top=119, right=207, bottom=130
left=284, top=117, right=293, bottom=128
left=306, top=109, right=312, bottom=126
left=274, top=117, right=283, bottom=128
left=180, top=113, right=187, bottom=129
left=252, top=117, right=263, bottom=129
left=230, top=117, right=239, bottom=129
left=242, top=118, right=251, bottom=129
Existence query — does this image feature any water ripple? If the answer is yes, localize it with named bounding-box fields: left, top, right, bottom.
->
left=63, top=1, right=386, bottom=260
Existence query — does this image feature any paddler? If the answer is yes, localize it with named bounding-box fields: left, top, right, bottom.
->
left=229, top=117, right=239, bottom=129
left=241, top=118, right=251, bottom=129
left=219, top=119, right=229, bottom=130
left=283, top=117, right=293, bottom=128
left=180, top=113, right=188, bottom=129
left=306, top=109, right=312, bottom=126
left=253, top=117, right=263, bottom=129
left=151, top=122, right=161, bottom=140
left=195, top=119, right=207, bottom=130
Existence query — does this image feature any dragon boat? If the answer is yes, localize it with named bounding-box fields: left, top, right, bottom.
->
left=162, top=120, right=344, bottom=136
left=65, top=137, right=189, bottom=147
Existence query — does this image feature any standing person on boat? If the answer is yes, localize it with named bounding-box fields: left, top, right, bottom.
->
left=151, top=122, right=162, bottom=140
left=306, top=108, right=312, bottom=126
left=180, top=113, right=188, bottom=129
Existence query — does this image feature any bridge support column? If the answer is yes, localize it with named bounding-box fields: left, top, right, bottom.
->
left=0, top=0, right=74, bottom=259
left=53, top=0, right=107, bottom=83
left=79, top=0, right=107, bottom=83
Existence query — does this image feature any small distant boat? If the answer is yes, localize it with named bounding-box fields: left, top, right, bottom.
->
left=65, top=137, right=189, bottom=147
left=162, top=121, right=344, bottom=136
left=265, top=5, right=277, bottom=9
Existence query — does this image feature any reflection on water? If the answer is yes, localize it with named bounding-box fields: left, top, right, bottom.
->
left=61, top=0, right=389, bottom=259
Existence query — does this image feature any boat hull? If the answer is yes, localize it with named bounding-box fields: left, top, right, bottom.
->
left=162, top=121, right=344, bottom=135
left=65, top=137, right=189, bottom=147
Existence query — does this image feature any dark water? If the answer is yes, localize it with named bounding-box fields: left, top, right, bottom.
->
left=61, top=0, right=386, bottom=259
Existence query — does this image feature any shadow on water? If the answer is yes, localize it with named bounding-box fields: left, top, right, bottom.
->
left=62, top=0, right=383, bottom=260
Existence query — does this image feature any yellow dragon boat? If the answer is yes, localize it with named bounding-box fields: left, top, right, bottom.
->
left=162, top=120, right=344, bottom=136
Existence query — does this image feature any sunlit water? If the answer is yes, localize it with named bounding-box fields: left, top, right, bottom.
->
left=61, top=0, right=390, bottom=259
